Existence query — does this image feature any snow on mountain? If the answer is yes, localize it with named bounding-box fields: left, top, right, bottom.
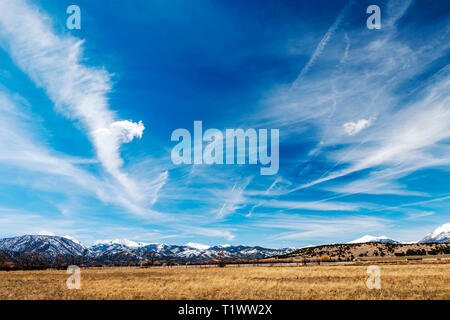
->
left=88, top=242, right=296, bottom=262
left=62, top=235, right=81, bottom=245
left=347, top=235, right=401, bottom=244
left=94, top=239, right=148, bottom=248
left=186, top=242, right=210, bottom=250
left=419, top=223, right=450, bottom=243
left=89, top=239, right=151, bottom=262
left=140, top=243, right=176, bottom=254
left=0, top=235, right=86, bottom=257
left=206, top=245, right=295, bottom=259
left=5, top=224, right=450, bottom=264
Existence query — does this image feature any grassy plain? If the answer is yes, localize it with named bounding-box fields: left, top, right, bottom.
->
left=0, top=262, right=448, bottom=300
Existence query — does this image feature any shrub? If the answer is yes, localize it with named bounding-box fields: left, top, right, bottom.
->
left=320, top=254, right=330, bottom=261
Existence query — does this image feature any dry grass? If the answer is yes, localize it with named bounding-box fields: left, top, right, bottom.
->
left=0, top=262, right=448, bottom=300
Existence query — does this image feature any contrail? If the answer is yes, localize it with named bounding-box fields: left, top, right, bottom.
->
left=292, top=0, right=355, bottom=87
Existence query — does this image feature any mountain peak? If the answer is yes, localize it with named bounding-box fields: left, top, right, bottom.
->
left=347, top=235, right=400, bottom=244
left=430, top=223, right=450, bottom=237
left=62, top=235, right=82, bottom=245
left=0, top=234, right=86, bottom=257
left=419, top=222, right=450, bottom=243
left=185, top=242, right=210, bottom=250
left=94, top=239, right=148, bottom=248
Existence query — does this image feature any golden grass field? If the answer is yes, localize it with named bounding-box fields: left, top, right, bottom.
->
left=0, top=262, right=448, bottom=300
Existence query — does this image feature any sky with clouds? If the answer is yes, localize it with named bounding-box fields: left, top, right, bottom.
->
left=0, top=0, right=448, bottom=247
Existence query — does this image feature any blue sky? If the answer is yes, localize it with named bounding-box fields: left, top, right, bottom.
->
left=0, top=0, right=449, bottom=247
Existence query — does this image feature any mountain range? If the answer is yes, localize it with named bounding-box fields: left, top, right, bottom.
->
left=0, top=235, right=295, bottom=263
left=0, top=223, right=448, bottom=263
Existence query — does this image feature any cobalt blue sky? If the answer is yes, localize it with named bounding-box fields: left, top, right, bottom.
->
left=0, top=0, right=448, bottom=247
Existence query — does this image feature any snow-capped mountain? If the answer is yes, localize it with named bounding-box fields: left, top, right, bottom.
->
left=6, top=223, right=448, bottom=264
left=205, top=245, right=292, bottom=259
left=347, top=235, right=401, bottom=244
left=0, top=235, right=295, bottom=262
left=0, top=235, right=87, bottom=257
left=136, top=243, right=295, bottom=261
left=419, top=223, right=450, bottom=243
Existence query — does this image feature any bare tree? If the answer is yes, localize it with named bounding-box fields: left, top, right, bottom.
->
left=0, top=251, right=13, bottom=270
left=142, top=250, right=158, bottom=266
left=53, top=254, right=67, bottom=269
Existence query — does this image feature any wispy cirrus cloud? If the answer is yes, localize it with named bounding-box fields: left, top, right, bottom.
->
left=254, top=214, right=390, bottom=243
left=292, top=0, right=356, bottom=86
left=181, top=226, right=236, bottom=241
left=0, top=89, right=168, bottom=219
left=257, top=0, right=450, bottom=200
left=216, top=177, right=252, bottom=219
left=257, top=199, right=364, bottom=212
left=0, top=0, right=167, bottom=207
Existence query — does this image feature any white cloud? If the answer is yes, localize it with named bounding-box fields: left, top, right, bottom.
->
left=111, top=120, right=145, bottom=143
left=185, top=226, right=236, bottom=241
left=292, top=0, right=355, bottom=86
left=216, top=178, right=252, bottom=219
left=343, top=118, right=372, bottom=136
left=259, top=199, right=362, bottom=212
left=324, top=167, right=428, bottom=196
left=0, top=0, right=160, bottom=203
left=404, top=211, right=435, bottom=221
left=257, top=0, right=450, bottom=198
left=0, top=89, right=167, bottom=219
